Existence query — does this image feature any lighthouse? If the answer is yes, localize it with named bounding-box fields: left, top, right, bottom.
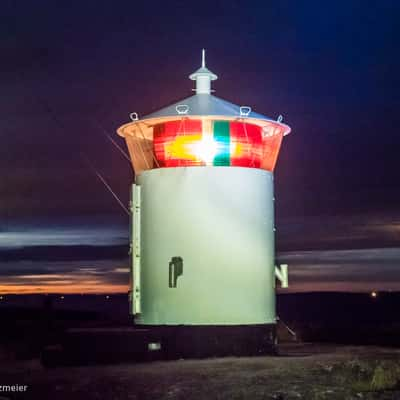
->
left=117, top=51, right=291, bottom=357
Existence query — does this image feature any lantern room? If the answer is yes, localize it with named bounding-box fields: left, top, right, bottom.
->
left=117, top=51, right=290, bottom=175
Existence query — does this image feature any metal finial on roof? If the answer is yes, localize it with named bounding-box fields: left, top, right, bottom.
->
left=189, top=49, right=218, bottom=95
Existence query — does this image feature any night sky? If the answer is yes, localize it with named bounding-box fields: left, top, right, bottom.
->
left=1, top=0, right=400, bottom=293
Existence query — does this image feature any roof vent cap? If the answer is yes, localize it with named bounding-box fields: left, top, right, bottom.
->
left=189, top=49, right=218, bottom=95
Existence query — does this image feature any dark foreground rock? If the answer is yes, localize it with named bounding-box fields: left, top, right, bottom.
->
left=1, top=344, right=400, bottom=399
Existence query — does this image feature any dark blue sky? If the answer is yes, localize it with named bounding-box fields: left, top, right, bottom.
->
left=1, top=0, right=400, bottom=292
left=2, top=0, right=400, bottom=219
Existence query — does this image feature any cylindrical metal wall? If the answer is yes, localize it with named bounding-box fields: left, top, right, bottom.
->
left=135, top=166, right=276, bottom=326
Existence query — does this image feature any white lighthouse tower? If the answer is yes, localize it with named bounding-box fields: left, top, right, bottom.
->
left=117, top=51, right=291, bottom=357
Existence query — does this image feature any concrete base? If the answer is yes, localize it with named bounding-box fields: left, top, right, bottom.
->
left=142, top=324, right=278, bottom=359
left=41, top=324, right=277, bottom=367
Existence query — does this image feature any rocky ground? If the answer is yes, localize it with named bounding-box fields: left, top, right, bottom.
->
left=1, top=343, right=400, bottom=399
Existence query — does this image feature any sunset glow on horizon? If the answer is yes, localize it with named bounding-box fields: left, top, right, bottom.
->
left=0, top=268, right=130, bottom=295
left=0, top=284, right=129, bottom=295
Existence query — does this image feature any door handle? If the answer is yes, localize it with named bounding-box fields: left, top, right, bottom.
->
left=169, top=257, right=183, bottom=288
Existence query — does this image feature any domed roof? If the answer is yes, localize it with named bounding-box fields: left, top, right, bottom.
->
left=117, top=50, right=291, bottom=139
left=143, top=93, right=276, bottom=122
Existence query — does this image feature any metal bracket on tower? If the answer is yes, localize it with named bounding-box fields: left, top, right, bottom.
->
left=275, top=264, right=288, bottom=288
left=131, top=184, right=141, bottom=314
left=176, top=104, right=189, bottom=115
left=130, top=112, right=139, bottom=121
left=240, top=106, right=252, bottom=117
